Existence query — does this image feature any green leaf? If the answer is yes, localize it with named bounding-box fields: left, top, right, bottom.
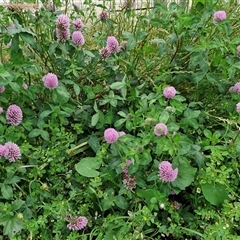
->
left=73, top=83, right=80, bottom=95
left=110, top=81, right=126, bottom=90
left=114, top=195, right=128, bottom=210
left=11, top=199, right=25, bottom=211
left=1, top=184, right=13, bottom=199
left=39, top=110, right=52, bottom=119
left=201, top=183, right=228, bottom=205
left=91, top=113, right=99, bottom=127
left=203, top=129, right=212, bottom=139
left=0, top=216, right=23, bottom=239
left=171, top=156, right=197, bottom=193
left=20, top=32, right=35, bottom=46
left=88, top=135, right=100, bottom=153
left=159, top=111, right=169, bottom=124
left=75, top=157, right=101, bottom=177
left=40, top=130, right=49, bottom=141
left=56, top=85, right=70, bottom=103
left=28, top=129, right=41, bottom=138
left=9, top=82, right=20, bottom=92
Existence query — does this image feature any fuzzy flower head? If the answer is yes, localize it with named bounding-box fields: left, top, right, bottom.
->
left=213, top=11, right=226, bottom=24
left=0, top=107, right=3, bottom=114
left=0, top=86, right=5, bottom=93
left=43, top=73, right=58, bottom=89
left=122, top=174, right=136, bottom=191
left=6, top=104, right=23, bottom=126
left=107, top=36, right=120, bottom=54
left=56, top=14, right=70, bottom=30
left=72, top=31, right=85, bottom=46
left=163, top=86, right=177, bottom=99
left=4, top=142, right=21, bottom=162
left=159, top=161, right=178, bottom=182
left=66, top=215, right=88, bottom=231
left=99, top=11, right=108, bottom=21
left=56, top=28, right=70, bottom=42
left=122, top=159, right=133, bottom=174
left=230, top=82, right=240, bottom=94
left=236, top=103, right=240, bottom=112
left=154, top=123, right=168, bottom=136
left=72, top=19, right=84, bottom=31
left=104, top=128, right=119, bottom=143
left=0, top=144, right=7, bottom=157
left=100, top=47, right=111, bottom=60
left=22, top=83, right=28, bottom=89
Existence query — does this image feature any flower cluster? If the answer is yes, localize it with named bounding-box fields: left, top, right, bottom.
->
left=100, top=36, right=120, bottom=59
left=99, top=11, right=108, bottom=21
left=42, top=73, right=58, bottom=89
left=163, top=86, right=177, bottom=99
left=56, top=14, right=70, bottom=41
left=0, top=86, right=5, bottom=93
left=229, top=82, right=240, bottom=93
left=236, top=103, right=240, bottom=112
left=104, top=128, right=126, bottom=143
left=159, top=161, right=178, bottom=182
left=72, top=31, right=85, bottom=46
left=6, top=104, right=23, bottom=126
left=213, top=10, right=226, bottom=24
left=66, top=215, right=88, bottom=231
left=154, top=123, right=168, bottom=136
left=72, top=19, right=84, bottom=31
left=0, top=142, right=21, bottom=162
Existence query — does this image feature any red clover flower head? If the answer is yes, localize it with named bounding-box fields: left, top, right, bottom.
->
left=163, top=86, right=177, bottom=99
left=0, top=144, right=7, bottom=157
left=0, top=86, right=5, bottom=93
left=213, top=10, right=226, bottom=24
left=43, top=73, right=58, bottom=89
left=104, top=128, right=119, bottom=143
left=6, top=104, right=23, bottom=126
left=100, top=47, right=111, bottom=60
left=122, top=174, right=136, bottom=191
left=236, top=103, right=240, bottom=112
left=22, top=83, right=28, bottom=89
left=122, top=159, right=132, bottom=173
left=99, top=11, right=108, bottom=21
left=4, top=142, right=21, bottom=162
left=72, top=31, right=85, bottom=46
left=106, top=36, right=120, bottom=54
left=154, top=123, right=168, bottom=136
left=72, top=19, right=84, bottom=31
left=56, top=28, right=70, bottom=42
left=229, top=82, right=240, bottom=94
left=66, top=215, right=88, bottom=231
left=56, top=14, right=70, bottom=30
left=159, top=161, right=178, bottom=182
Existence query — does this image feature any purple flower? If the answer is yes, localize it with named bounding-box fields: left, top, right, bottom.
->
left=237, top=46, right=240, bottom=58
left=213, top=11, right=226, bottom=24
left=56, top=14, right=70, bottom=30
left=0, top=145, right=7, bottom=157
left=230, top=82, right=240, bottom=93
left=0, top=107, right=3, bottom=114
left=163, top=86, right=177, bottom=99
left=43, top=73, right=58, bottom=89
left=159, top=161, right=178, bottom=182
left=154, top=123, right=168, bottom=136
left=99, top=47, right=111, bottom=60
left=6, top=104, right=23, bottom=126
left=22, top=83, right=28, bottom=89
left=99, top=11, right=108, bottom=21
left=104, top=128, right=119, bottom=143
left=72, top=31, right=85, bottom=46
left=122, top=174, right=136, bottom=191
left=4, top=142, right=21, bottom=162
left=72, top=19, right=84, bottom=31
left=122, top=159, right=132, bottom=173
left=56, top=28, right=70, bottom=42
left=66, top=215, right=88, bottom=231
left=107, top=36, right=120, bottom=54
left=0, top=86, right=5, bottom=93
left=236, top=103, right=240, bottom=112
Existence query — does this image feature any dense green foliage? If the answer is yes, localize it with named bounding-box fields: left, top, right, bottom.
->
left=0, top=0, right=240, bottom=239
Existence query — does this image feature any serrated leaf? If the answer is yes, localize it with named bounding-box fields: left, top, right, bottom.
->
left=0, top=216, right=23, bottom=238
left=201, top=183, right=228, bottom=205
left=11, top=199, right=25, bottom=211
left=75, top=157, right=101, bottom=177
